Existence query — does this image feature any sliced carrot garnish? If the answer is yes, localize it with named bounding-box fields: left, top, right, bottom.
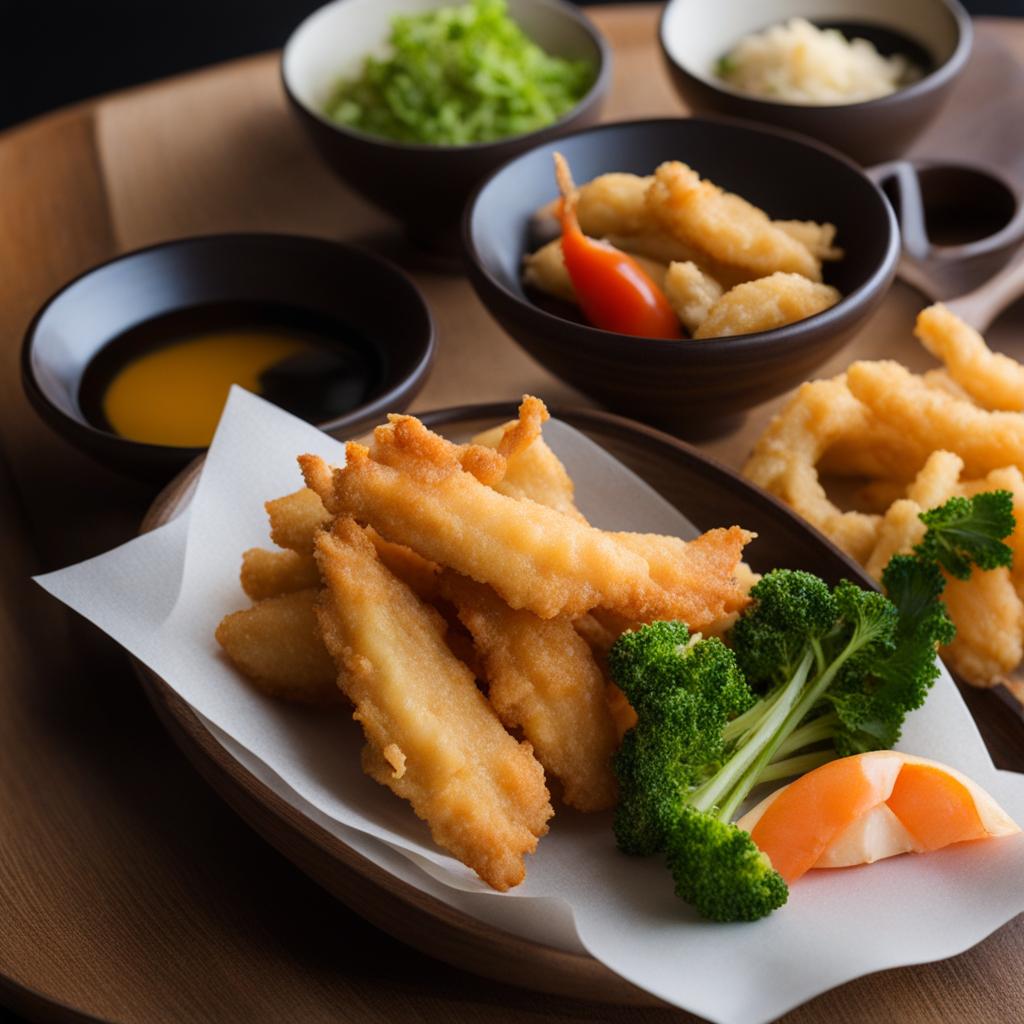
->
left=748, top=753, right=901, bottom=882
left=885, top=762, right=988, bottom=851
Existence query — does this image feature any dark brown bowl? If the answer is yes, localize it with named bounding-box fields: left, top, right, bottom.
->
left=22, top=234, right=435, bottom=481
left=463, top=117, right=898, bottom=436
left=658, top=0, right=972, bottom=167
left=281, top=0, right=610, bottom=247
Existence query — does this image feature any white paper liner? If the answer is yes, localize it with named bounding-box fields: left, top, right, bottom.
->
left=36, top=387, right=1024, bottom=1024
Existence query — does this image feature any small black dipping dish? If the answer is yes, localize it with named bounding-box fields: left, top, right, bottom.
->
left=23, top=234, right=435, bottom=480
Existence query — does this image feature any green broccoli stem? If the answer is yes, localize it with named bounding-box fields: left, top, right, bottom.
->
left=756, top=749, right=835, bottom=784
left=721, top=683, right=786, bottom=744
left=767, top=711, right=839, bottom=762
left=689, top=648, right=814, bottom=816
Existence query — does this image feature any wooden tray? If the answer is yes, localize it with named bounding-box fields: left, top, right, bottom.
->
left=2, top=7, right=1024, bottom=1023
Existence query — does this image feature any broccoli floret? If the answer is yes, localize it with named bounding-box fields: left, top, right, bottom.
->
left=610, top=622, right=752, bottom=855
left=665, top=807, right=788, bottom=923
left=729, top=570, right=835, bottom=690
left=914, top=490, right=1014, bottom=580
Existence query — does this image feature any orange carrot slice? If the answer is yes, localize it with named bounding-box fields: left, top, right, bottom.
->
left=886, top=762, right=988, bottom=851
left=747, top=753, right=903, bottom=883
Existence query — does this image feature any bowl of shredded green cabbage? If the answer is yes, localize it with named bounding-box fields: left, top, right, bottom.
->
left=282, top=0, right=608, bottom=241
left=324, top=0, right=596, bottom=146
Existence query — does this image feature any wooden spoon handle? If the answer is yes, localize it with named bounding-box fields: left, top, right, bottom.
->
left=945, top=245, right=1024, bottom=331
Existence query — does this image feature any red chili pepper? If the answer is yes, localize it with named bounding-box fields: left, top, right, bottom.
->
left=554, top=153, right=681, bottom=340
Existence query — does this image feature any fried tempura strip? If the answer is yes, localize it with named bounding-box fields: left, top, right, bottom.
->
left=664, top=260, right=723, bottom=335
left=314, top=520, right=552, bottom=890
left=300, top=423, right=663, bottom=620
left=961, top=466, right=1024, bottom=603
left=773, top=219, right=844, bottom=261
left=216, top=588, right=339, bottom=705
left=743, top=377, right=885, bottom=562
left=647, top=162, right=822, bottom=281
left=611, top=527, right=754, bottom=628
left=472, top=419, right=585, bottom=521
left=916, top=303, right=1024, bottom=412
left=266, top=488, right=332, bottom=555
left=846, top=360, right=1024, bottom=478
left=441, top=572, right=618, bottom=812
left=693, top=273, right=840, bottom=339
left=240, top=547, right=320, bottom=601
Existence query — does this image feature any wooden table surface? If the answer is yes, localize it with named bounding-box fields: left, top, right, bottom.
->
left=2, top=7, right=1023, bottom=1023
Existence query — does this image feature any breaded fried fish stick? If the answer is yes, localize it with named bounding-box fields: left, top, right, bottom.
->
left=315, top=520, right=552, bottom=890
left=472, top=420, right=585, bottom=522
left=300, top=428, right=662, bottom=620
left=266, top=488, right=332, bottom=555
left=441, top=572, right=619, bottom=813
left=240, top=547, right=320, bottom=601
left=847, top=360, right=1024, bottom=478
left=216, top=588, right=339, bottom=705
left=647, top=162, right=822, bottom=281
left=611, top=527, right=754, bottom=628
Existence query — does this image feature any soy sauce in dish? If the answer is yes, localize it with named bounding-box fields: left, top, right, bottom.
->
left=79, top=303, right=380, bottom=448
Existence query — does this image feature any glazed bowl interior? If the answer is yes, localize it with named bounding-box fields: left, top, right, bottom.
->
left=283, top=0, right=605, bottom=147
left=23, top=234, right=434, bottom=479
left=661, top=0, right=962, bottom=106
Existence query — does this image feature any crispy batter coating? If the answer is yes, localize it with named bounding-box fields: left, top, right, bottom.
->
left=441, top=572, right=618, bottom=812
left=266, top=488, right=331, bottom=555
left=472, top=420, right=585, bottom=522
left=215, top=588, right=339, bottom=705
left=647, top=162, right=822, bottom=281
left=922, top=367, right=974, bottom=403
left=743, top=377, right=884, bottom=562
left=864, top=499, right=927, bottom=582
left=610, top=527, right=754, bottom=628
left=694, top=272, right=840, bottom=339
left=366, top=528, right=441, bottom=603
left=240, top=547, right=320, bottom=601
left=314, top=519, right=552, bottom=891
left=846, top=360, right=1024, bottom=478
left=300, top=417, right=664, bottom=620
left=961, top=466, right=1024, bottom=603
left=663, top=260, right=723, bottom=335
left=773, top=219, right=844, bottom=261
left=916, top=303, right=1024, bottom=411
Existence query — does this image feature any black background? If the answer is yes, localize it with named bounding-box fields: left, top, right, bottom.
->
left=2, top=0, right=1022, bottom=130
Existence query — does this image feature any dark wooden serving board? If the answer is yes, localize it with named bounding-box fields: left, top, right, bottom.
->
left=2, top=8, right=1023, bottom=1023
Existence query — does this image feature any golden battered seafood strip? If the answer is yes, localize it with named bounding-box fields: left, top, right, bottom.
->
left=266, top=487, right=332, bottom=555
left=610, top=526, right=754, bottom=629
left=472, top=420, right=585, bottom=522
left=523, top=239, right=669, bottom=305
left=300, top=425, right=662, bottom=620
left=743, top=377, right=885, bottom=562
left=216, top=588, right=339, bottom=705
left=603, top=232, right=753, bottom=290
left=854, top=478, right=910, bottom=515
left=240, top=547, right=320, bottom=601
left=864, top=499, right=927, bottom=582
left=916, top=303, right=1024, bottom=412
left=773, top=219, right=844, bottom=261
left=941, top=569, right=1024, bottom=687
left=646, top=162, right=823, bottom=281
left=441, top=572, right=619, bottom=812
left=663, top=261, right=723, bottom=335
left=314, top=519, right=552, bottom=891
left=962, top=466, right=1024, bottom=602
left=366, top=527, right=441, bottom=603
left=846, top=360, right=1024, bottom=478
left=904, top=450, right=964, bottom=509
left=922, top=367, right=974, bottom=403
left=694, top=273, right=840, bottom=339
left=705, top=561, right=761, bottom=637
left=535, top=172, right=655, bottom=237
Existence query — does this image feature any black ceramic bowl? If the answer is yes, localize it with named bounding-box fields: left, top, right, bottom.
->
left=281, top=0, right=610, bottom=246
left=659, top=0, right=972, bottom=166
left=463, top=117, right=898, bottom=435
left=22, top=234, right=435, bottom=480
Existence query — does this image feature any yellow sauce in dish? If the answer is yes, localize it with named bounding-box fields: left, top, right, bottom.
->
left=102, top=329, right=313, bottom=447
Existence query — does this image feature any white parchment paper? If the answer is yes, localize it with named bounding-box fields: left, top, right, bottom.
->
left=36, top=387, right=1024, bottom=1024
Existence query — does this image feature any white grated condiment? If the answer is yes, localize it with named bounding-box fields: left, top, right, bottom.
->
left=718, top=17, right=922, bottom=105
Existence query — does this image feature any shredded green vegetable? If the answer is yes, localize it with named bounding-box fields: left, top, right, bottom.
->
left=324, top=0, right=596, bottom=145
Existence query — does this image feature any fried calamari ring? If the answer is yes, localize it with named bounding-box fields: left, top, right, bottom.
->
left=742, top=376, right=882, bottom=562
